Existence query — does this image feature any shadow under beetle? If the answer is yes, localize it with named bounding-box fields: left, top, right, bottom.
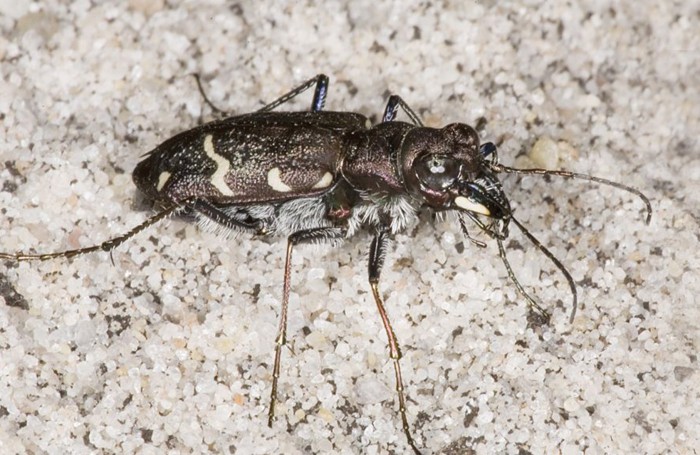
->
left=0, top=74, right=651, bottom=454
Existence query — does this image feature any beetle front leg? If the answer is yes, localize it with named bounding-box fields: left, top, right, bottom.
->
left=479, top=141, right=499, bottom=164
left=268, top=227, right=346, bottom=427
left=368, top=227, right=422, bottom=455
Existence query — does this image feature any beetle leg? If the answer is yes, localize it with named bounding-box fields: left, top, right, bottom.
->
left=457, top=213, right=488, bottom=248
left=192, top=73, right=228, bottom=116
left=268, top=227, right=346, bottom=426
left=192, top=74, right=329, bottom=118
left=382, top=94, right=424, bottom=126
left=479, top=141, right=499, bottom=164
left=188, top=198, right=265, bottom=234
left=324, top=181, right=360, bottom=223
left=258, top=74, right=330, bottom=113
left=368, top=227, right=422, bottom=455
left=0, top=204, right=181, bottom=261
left=310, top=74, right=329, bottom=112
left=382, top=95, right=400, bottom=122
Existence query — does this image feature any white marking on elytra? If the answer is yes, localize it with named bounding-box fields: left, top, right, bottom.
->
left=156, top=171, right=171, bottom=191
left=454, top=196, right=491, bottom=216
left=312, top=172, right=333, bottom=189
left=204, top=134, right=234, bottom=196
left=267, top=167, right=292, bottom=192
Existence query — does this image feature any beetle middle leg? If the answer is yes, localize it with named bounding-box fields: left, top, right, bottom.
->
left=368, top=227, right=422, bottom=455
left=268, top=227, right=346, bottom=426
left=382, top=94, right=424, bottom=126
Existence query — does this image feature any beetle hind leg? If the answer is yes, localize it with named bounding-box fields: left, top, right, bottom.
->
left=192, top=74, right=330, bottom=118
left=258, top=74, right=330, bottom=113
left=192, top=74, right=228, bottom=116
left=0, top=204, right=181, bottom=262
left=268, top=227, right=346, bottom=426
left=188, top=199, right=266, bottom=235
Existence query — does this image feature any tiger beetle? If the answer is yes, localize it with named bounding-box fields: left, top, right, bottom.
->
left=0, top=74, right=651, bottom=454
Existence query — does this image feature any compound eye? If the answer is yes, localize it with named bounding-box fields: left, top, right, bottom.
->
left=415, top=154, right=460, bottom=190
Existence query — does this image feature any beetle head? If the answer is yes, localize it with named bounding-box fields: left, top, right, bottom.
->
left=401, top=123, right=511, bottom=234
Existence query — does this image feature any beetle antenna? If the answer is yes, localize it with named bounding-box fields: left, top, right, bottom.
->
left=0, top=204, right=180, bottom=262
left=507, top=214, right=578, bottom=323
left=490, top=163, right=652, bottom=225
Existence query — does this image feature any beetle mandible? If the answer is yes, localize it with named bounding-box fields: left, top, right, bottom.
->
left=0, top=74, right=651, bottom=454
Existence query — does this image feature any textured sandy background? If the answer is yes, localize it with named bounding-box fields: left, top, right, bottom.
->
left=0, top=1, right=698, bottom=454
